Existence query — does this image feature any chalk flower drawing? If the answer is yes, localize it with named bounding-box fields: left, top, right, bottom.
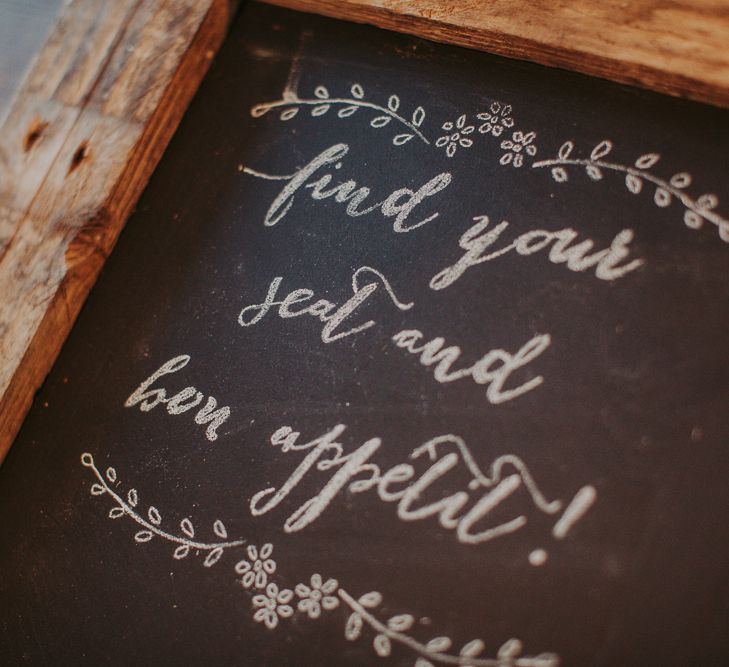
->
left=249, top=81, right=537, bottom=165
left=477, top=102, right=515, bottom=137
left=252, top=583, right=295, bottom=629
left=296, top=573, right=340, bottom=618
left=82, top=452, right=559, bottom=666
left=436, top=115, right=475, bottom=157
left=235, top=543, right=276, bottom=589
left=249, top=74, right=729, bottom=242
left=533, top=139, right=729, bottom=242
left=500, top=131, right=538, bottom=168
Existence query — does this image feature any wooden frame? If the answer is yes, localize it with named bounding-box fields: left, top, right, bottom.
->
left=0, top=0, right=231, bottom=460
left=264, top=0, right=729, bottom=109
left=1, top=0, right=727, bottom=461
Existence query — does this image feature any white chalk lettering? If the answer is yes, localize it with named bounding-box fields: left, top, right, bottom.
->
left=249, top=424, right=596, bottom=549
left=431, top=215, right=644, bottom=290
left=243, top=143, right=452, bottom=232
left=124, top=355, right=230, bottom=442
left=391, top=328, right=551, bottom=404
left=238, top=266, right=413, bottom=343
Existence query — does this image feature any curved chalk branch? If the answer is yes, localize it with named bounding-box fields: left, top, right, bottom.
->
left=250, top=83, right=537, bottom=161
left=533, top=140, right=729, bottom=243
left=249, top=77, right=729, bottom=245
left=81, top=452, right=246, bottom=564
left=251, top=84, right=431, bottom=146
left=337, top=588, right=558, bottom=666
left=82, top=453, right=560, bottom=665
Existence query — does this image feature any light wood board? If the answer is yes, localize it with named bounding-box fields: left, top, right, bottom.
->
left=0, top=0, right=231, bottom=461
left=3, top=0, right=728, bottom=461
left=261, top=0, right=729, bottom=108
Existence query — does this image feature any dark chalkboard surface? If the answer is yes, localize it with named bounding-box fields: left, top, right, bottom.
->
left=2, top=3, right=729, bottom=665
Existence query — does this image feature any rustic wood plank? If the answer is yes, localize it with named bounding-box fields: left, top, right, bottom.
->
left=0, top=0, right=231, bottom=461
left=260, top=0, right=729, bottom=108
left=3, top=0, right=725, bottom=461
left=0, top=0, right=64, bottom=125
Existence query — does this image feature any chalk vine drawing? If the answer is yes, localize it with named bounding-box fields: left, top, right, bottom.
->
left=82, top=453, right=245, bottom=562
left=250, top=81, right=538, bottom=161
left=82, top=452, right=560, bottom=666
left=250, top=79, right=729, bottom=242
left=251, top=84, right=430, bottom=147
left=533, top=140, right=729, bottom=242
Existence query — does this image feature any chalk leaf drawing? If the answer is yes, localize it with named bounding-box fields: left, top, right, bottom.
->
left=250, top=81, right=537, bottom=163
left=251, top=82, right=429, bottom=147
left=250, top=76, right=728, bottom=244
left=82, top=452, right=559, bottom=666
left=82, top=452, right=245, bottom=562
left=533, top=140, right=729, bottom=242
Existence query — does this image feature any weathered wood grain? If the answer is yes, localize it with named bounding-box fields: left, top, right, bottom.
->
left=260, top=0, right=729, bottom=108
left=0, top=1, right=65, bottom=128
left=2, top=0, right=726, bottom=461
left=0, top=0, right=230, bottom=461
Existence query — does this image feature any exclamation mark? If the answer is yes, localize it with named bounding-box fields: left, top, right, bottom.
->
left=552, top=485, right=597, bottom=539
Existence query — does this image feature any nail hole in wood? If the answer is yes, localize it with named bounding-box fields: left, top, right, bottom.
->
left=23, top=119, right=49, bottom=152
left=68, top=141, right=89, bottom=174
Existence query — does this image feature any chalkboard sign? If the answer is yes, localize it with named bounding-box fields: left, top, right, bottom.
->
left=2, top=3, right=728, bottom=665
